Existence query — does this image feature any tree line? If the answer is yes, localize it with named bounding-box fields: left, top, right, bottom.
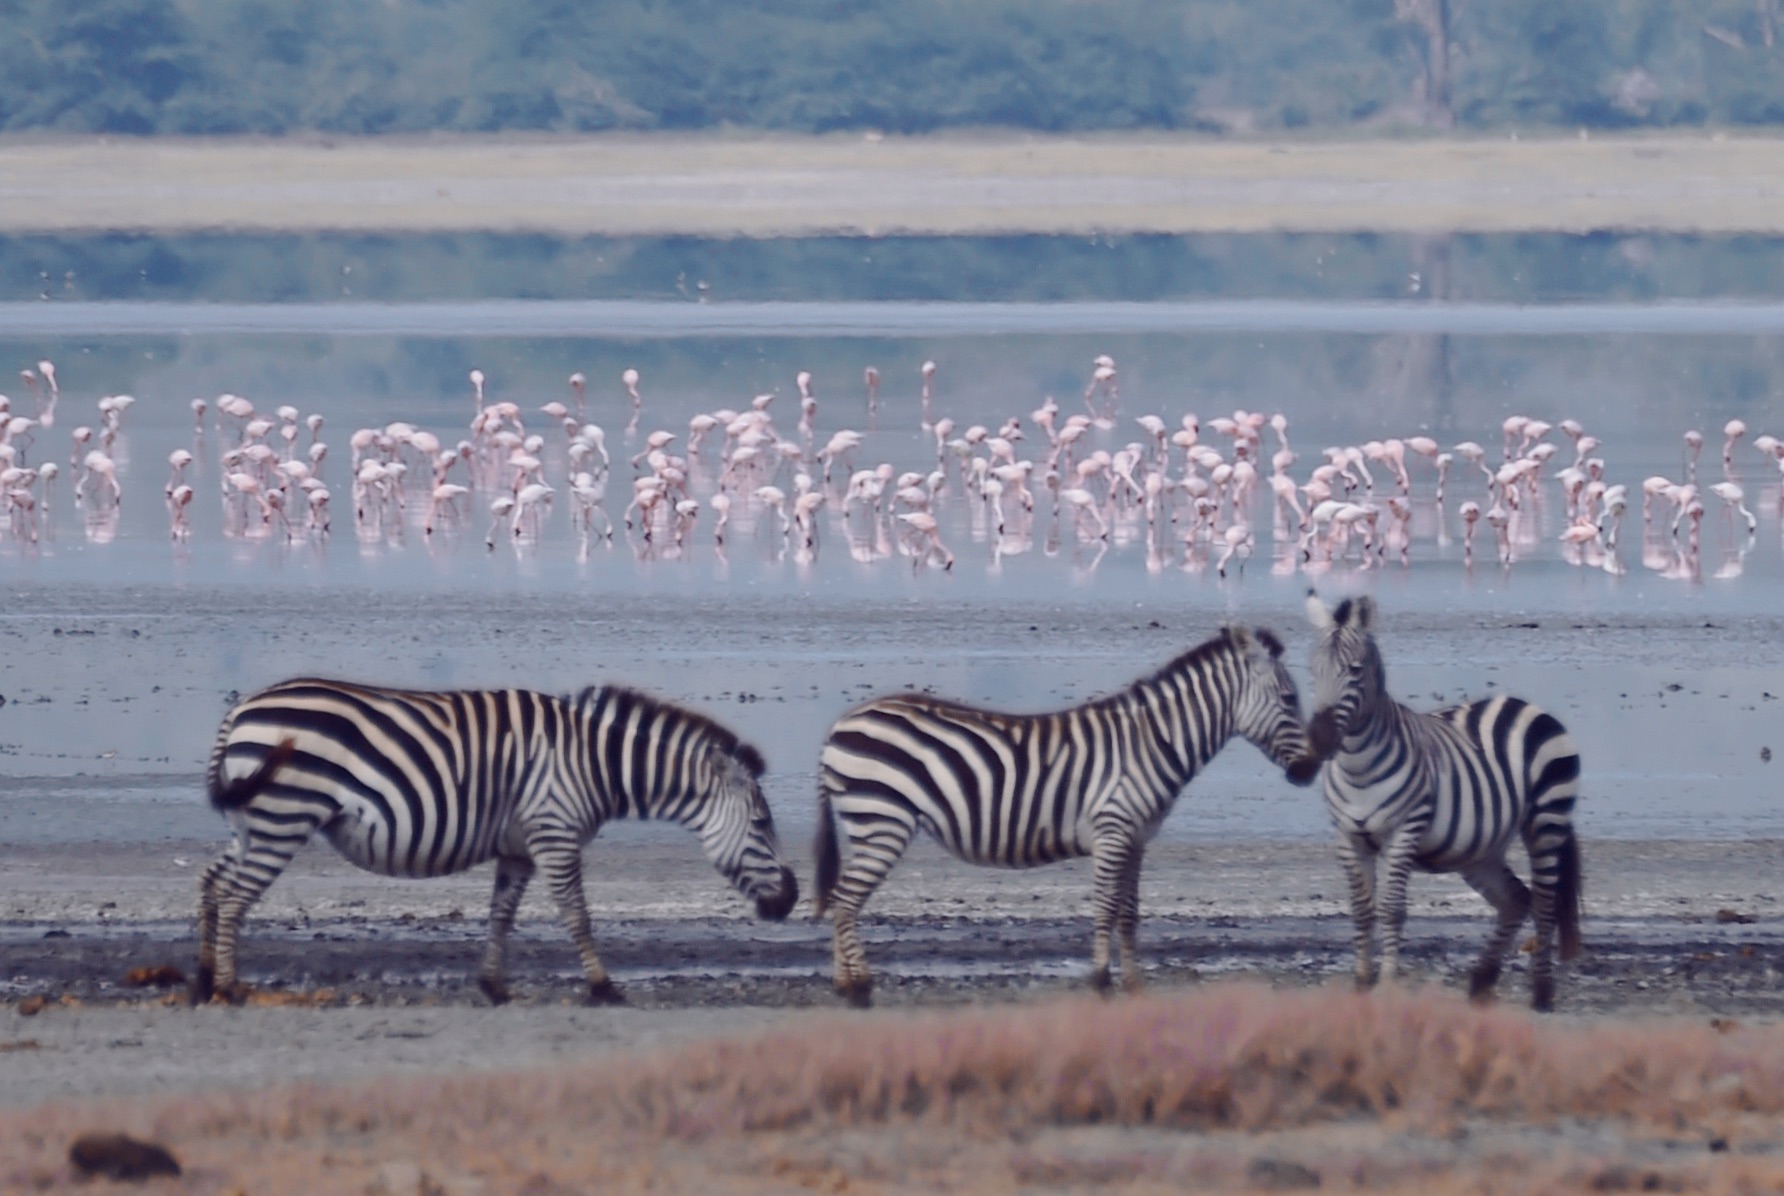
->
left=1, top=0, right=1781, bottom=136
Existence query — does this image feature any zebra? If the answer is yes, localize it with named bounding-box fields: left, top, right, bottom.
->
left=1286, top=593, right=1583, bottom=1010
left=194, top=678, right=798, bottom=1005
left=813, top=624, right=1312, bottom=1006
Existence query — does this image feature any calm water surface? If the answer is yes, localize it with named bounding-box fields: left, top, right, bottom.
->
left=1, top=288, right=1780, bottom=845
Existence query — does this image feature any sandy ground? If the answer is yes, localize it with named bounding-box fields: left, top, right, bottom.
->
left=1, top=133, right=1782, bottom=235
left=3, top=835, right=1784, bottom=1112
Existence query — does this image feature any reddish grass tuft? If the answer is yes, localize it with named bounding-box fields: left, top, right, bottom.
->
left=5, top=982, right=1784, bottom=1192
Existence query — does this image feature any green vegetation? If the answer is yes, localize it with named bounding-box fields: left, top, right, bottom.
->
left=1, top=0, right=1781, bottom=137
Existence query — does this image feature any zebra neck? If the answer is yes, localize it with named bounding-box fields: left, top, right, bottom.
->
left=1129, top=662, right=1234, bottom=785
left=1334, top=695, right=1418, bottom=771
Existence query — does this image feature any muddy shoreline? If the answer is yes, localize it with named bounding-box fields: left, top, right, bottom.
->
left=3, top=835, right=1782, bottom=1110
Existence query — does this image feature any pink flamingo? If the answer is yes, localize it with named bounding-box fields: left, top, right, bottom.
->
left=1458, top=500, right=1481, bottom=564
left=897, top=510, right=953, bottom=571
left=621, top=368, right=642, bottom=429
left=1723, top=419, right=1747, bottom=470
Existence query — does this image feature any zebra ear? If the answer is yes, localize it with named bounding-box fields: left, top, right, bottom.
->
left=1255, top=627, right=1286, bottom=659
left=1305, top=590, right=1334, bottom=630
left=1225, top=624, right=1254, bottom=652
left=1354, top=596, right=1377, bottom=632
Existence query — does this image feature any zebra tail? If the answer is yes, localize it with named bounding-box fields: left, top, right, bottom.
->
left=813, top=783, right=839, bottom=923
left=209, top=737, right=297, bottom=812
left=1555, top=828, right=1584, bottom=961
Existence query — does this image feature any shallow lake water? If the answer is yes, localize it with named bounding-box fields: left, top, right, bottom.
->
left=1, top=234, right=1781, bottom=848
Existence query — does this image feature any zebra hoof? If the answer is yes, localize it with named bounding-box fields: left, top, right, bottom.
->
left=1088, top=967, right=1113, bottom=995
left=1531, top=976, right=1556, bottom=1013
left=477, top=976, right=511, bottom=1007
left=837, top=980, right=873, bottom=1009
left=189, top=968, right=214, bottom=1007
left=1467, top=964, right=1502, bottom=1003
left=586, top=979, right=627, bottom=1006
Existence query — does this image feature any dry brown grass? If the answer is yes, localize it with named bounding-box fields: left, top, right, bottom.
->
left=2, top=132, right=1782, bottom=235
left=5, top=981, right=1784, bottom=1192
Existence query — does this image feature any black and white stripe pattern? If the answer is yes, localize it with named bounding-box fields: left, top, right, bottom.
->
left=813, top=625, right=1311, bottom=1005
left=1290, top=593, right=1583, bottom=1010
left=196, top=679, right=797, bottom=1004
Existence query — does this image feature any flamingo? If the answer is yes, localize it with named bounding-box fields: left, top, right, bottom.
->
left=1723, top=419, right=1747, bottom=470
left=1458, top=500, right=1481, bottom=564
left=1709, top=481, right=1757, bottom=535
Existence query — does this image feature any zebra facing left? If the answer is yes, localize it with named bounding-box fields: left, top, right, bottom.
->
left=1287, top=592, right=1583, bottom=1011
left=195, top=678, right=798, bottom=1005
left=814, top=624, right=1312, bottom=1006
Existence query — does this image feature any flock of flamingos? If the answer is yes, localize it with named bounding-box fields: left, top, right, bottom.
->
left=0, top=354, right=1779, bottom=582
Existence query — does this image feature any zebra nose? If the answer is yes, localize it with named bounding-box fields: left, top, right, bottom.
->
left=1285, top=754, right=1323, bottom=787
left=755, top=866, right=798, bottom=922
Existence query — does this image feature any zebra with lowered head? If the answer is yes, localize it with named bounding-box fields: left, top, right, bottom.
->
left=814, top=624, right=1312, bottom=1005
left=196, top=678, right=798, bottom=1005
left=1287, top=593, right=1583, bottom=1010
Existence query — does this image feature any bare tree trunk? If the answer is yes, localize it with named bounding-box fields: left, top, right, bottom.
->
left=1375, top=236, right=1455, bottom=433
left=1395, top=0, right=1454, bottom=128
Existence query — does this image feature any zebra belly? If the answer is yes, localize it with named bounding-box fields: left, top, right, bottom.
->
left=318, top=799, right=493, bottom=879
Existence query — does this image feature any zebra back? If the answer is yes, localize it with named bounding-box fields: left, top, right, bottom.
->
left=208, top=678, right=785, bottom=887
left=815, top=625, right=1305, bottom=886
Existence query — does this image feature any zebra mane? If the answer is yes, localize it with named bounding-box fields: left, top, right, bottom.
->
left=574, top=685, right=766, bottom=777
left=1126, top=627, right=1247, bottom=695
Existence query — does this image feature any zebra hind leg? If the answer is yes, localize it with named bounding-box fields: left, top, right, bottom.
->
left=1525, top=826, right=1581, bottom=1012
left=201, top=834, right=309, bottom=1003
left=477, top=853, right=536, bottom=1006
left=1458, top=860, right=1532, bottom=1005
left=529, top=829, right=625, bottom=1005
left=192, top=851, right=236, bottom=1004
left=825, top=817, right=916, bottom=1008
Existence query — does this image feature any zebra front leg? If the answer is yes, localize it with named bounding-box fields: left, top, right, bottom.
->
left=1090, top=827, right=1143, bottom=993
left=530, top=831, right=623, bottom=1005
left=477, top=853, right=535, bottom=1006
left=1459, top=860, right=1532, bottom=1007
left=1336, top=837, right=1379, bottom=990
left=1376, top=830, right=1424, bottom=985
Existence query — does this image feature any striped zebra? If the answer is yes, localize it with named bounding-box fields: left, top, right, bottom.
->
left=1287, top=593, right=1583, bottom=1010
left=813, top=625, right=1312, bottom=1005
left=195, top=678, right=797, bottom=1005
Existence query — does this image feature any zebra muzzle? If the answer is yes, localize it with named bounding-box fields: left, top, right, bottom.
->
left=755, top=866, right=799, bottom=921
left=1285, top=753, right=1323, bottom=786
left=1307, top=708, right=1344, bottom=757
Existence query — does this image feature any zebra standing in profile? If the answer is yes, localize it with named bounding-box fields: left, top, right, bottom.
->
left=814, top=625, right=1312, bottom=1006
left=1287, top=593, right=1583, bottom=1010
left=196, top=678, right=797, bottom=1005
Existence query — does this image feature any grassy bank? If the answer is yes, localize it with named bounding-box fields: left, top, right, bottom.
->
left=6, top=982, right=1781, bottom=1192
left=0, top=133, right=1780, bottom=236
